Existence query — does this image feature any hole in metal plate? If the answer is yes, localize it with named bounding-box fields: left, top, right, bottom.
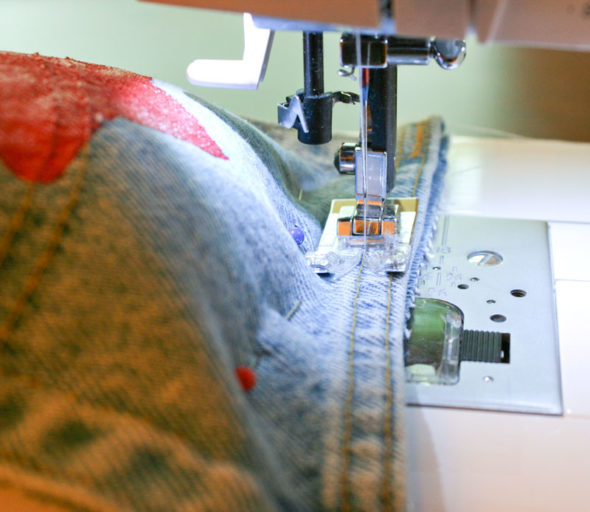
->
left=467, top=250, right=503, bottom=266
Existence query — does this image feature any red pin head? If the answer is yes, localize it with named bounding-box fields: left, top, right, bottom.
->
left=235, top=366, right=256, bottom=392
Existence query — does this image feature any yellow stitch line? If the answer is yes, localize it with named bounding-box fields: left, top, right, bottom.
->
left=381, top=273, right=394, bottom=510
left=0, top=183, right=36, bottom=269
left=395, top=126, right=408, bottom=170
left=340, top=251, right=366, bottom=512
left=409, top=123, right=424, bottom=159
left=411, top=122, right=431, bottom=196
left=285, top=299, right=301, bottom=321
left=0, top=149, right=88, bottom=343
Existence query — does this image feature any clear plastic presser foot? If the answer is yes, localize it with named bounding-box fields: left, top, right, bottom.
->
left=306, top=197, right=418, bottom=278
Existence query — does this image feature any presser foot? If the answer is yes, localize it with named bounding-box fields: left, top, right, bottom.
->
left=305, top=197, right=418, bottom=277
left=337, top=199, right=397, bottom=238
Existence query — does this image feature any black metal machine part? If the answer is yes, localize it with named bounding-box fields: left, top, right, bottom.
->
left=279, top=31, right=465, bottom=197
left=296, top=32, right=335, bottom=144
left=281, top=31, right=400, bottom=193
left=368, top=65, right=397, bottom=193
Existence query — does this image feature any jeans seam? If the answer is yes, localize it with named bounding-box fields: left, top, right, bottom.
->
left=409, top=123, right=425, bottom=160
left=339, top=251, right=366, bottom=511
left=0, top=148, right=88, bottom=344
left=0, top=183, right=36, bottom=269
left=381, top=273, right=394, bottom=510
left=411, top=122, right=431, bottom=196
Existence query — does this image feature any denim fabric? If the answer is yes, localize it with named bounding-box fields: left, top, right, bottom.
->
left=0, top=75, right=447, bottom=512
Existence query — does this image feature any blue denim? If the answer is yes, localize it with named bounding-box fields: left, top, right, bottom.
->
left=0, top=78, right=447, bottom=512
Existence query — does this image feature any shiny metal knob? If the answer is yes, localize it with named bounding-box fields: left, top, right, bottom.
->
left=383, top=37, right=466, bottom=70
left=335, top=142, right=357, bottom=174
left=431, top=39, right=467, bottom=70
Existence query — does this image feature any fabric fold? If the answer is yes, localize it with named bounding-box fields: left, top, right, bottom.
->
left=0, top=53, right=448, bottom=512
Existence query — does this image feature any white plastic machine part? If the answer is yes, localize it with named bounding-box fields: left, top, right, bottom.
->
left=186, top=13, right=273, bottom=89
left=405, top=136, right=590, bottom=512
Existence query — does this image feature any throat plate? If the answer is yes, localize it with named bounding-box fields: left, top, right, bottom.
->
left=406, top=215, right=562, bottom=415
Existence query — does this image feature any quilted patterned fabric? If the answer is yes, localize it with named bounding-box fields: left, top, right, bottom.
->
left=0, top=53, right=448, bottom=511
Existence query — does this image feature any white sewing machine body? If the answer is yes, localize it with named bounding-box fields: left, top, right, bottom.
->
left=404, top=136, right=590, bottom=511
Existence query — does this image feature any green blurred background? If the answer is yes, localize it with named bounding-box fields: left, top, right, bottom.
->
left=2, top=0, right=589, bottom=141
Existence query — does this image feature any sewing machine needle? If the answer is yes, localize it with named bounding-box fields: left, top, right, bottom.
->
left=356, top=32, right=369, bottom=241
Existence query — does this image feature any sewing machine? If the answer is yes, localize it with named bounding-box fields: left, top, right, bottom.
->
left=141, top=1, right=590, bottom=510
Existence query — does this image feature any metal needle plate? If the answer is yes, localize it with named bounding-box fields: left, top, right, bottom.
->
left=406, top=215, right=562, bottom=415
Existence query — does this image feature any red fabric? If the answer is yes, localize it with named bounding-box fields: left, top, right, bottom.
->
left=0, top=52, right=227, bottom=183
